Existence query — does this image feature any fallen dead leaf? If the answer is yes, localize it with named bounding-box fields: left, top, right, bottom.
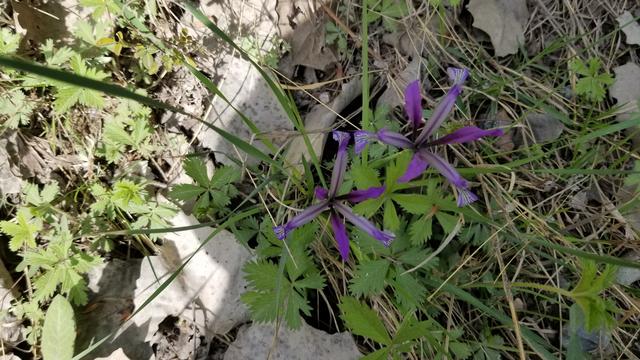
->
left=616, top=252, right=640, bottom=286
left=377, top=58, right=423, bottom=110
left=610, top=62, right=640, bottom=113
left=610, top=62, right=640, bottom=149
left=284, top=77, right=361, bottom=172
left=0, top=132, right=21, bottom=195
left=617, top=11, right=640, bottom=46
left=467, top=0, right=529, bottom=57
left=286, top=19, right=337, bottom=71
left=492, top=110, right=515, bottom=152
left=519, top=112, right=565, bottom=145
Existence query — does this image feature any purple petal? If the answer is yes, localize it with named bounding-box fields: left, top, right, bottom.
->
left=447, top=68, right=469, bottom=86
left=415, top=85, right=463, bottom=145
left=418, top=150, right=468, bottom=189
left=415, top=69, right=470, bottom=145
left=404, top=80, right=422, bottom=129
left=329, top=131, right=351, bottom=197
left=334, top=203, right=394, bottom=246
left=428, top=126, right=504, bottom=146
left=315, top=187, right=328, bottom=200
left=330, top=212, right=350, bottom=261
left=377, top=128, right=414, bottom=149
left=354, top=130, right=375, bottom=154
left=344, top=186, right=386, bottom=203
left=457, top=188, right=478, bottom=207
left=273, top=201, right=330, bottom=240
left=398, top=152, right=429, bottom=183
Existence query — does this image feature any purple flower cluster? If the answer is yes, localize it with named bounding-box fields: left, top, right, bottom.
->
left=274, top=68, right=503, bottom=260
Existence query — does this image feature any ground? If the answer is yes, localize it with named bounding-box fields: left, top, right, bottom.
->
left=0, top=0, right=639, bottom=359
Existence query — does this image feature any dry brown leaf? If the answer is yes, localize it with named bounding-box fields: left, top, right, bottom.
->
left=377, top=58, right=423, bottom=110
left=467, top=0, right=528, bottom=57
left=617, top=11, right=640, bottom=46
left=287, top=20, right=337, bottom=71
left=610, top=62, right=640, bottom=111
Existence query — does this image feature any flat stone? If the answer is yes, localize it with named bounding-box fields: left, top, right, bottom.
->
left=224, top=322, right=361, bottom=360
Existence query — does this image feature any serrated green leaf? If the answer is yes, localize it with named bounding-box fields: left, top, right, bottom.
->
left=293, top=272, right=325, bottom=290
left=0, top=208, right=42, bottom=251
left=392, top=194, right=432, bottom=215
left=210, top=166, right=240, bottom=187
left=42, top=295, right=76, bottom=360
left=351, top=163, right=381, bottom=189
left=169, top=184, right=206, bottom=201
left=408, top=216, right=433, bottom=245
left=0, top=90, right=34, bottom=129
left=184, top=157, right=210, bottom=187
left=435, top=212, right=457, bottom=234
left=339, top=296, right=391, bottom=345
left=349, top=259, right=389, bottom=297
left=0, top=28, right=20, bottom=55
left=449, top=341, right=472, bottom=359
left=384, top=201, right=400, bottom=231
left=392, top=272, right=426, bottom=309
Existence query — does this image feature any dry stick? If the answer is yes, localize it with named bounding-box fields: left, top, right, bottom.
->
left=495, top=237, right=527, bottom=360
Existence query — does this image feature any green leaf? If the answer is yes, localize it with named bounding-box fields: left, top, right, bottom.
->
left=169, top=184, right=206, bottom=201
left=384, top=201, right=400, bottom=231
left=569, top=57, right=613, bottom=103
left=449, top=341, right=472, bottom=359
left=392, top=272, right=426, bottom=309
left=0, top=90, right=34, bottom=129
left=54, top=55, right=109, bottom=112
left=42, top=295, right=76, bottom=360
left=351, top=163, right=381, bottom=189
left=392, top=194, right=433, bottom=215
left=0, top=208, right=42, bottom=251
left=435, top=211, right=457, bottom=234
left=0, top=28, right=20, bottom=55
left=349, top=259, right=389, bottom=297
left=408, top=216, right=433, bottom=245
left=184, top=157, right=210, bottom=187
left=339, top=296, right=391, bottom=345
left=210, top=166, right=240, bottom=188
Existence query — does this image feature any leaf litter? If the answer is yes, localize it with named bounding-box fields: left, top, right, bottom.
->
left=467, top=0, right=529, bottom=56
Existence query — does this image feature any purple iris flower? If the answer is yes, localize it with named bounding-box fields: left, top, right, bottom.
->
left=354, top=68, right=503, bottom=207
left=273, top=131, right=395, bottom=261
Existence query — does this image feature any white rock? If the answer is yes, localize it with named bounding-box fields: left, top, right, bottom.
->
left=95, top=348, right=130, bottom=360
left=133, top=211, right=252, bottom=339
left=199, top=58, right=292, bottom=165
left=0, top=259, right=21, bottom=347
left=224, top=322, right=361, bottom=360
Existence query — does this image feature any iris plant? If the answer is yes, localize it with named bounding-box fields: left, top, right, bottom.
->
left=355, top=68, right=503, bottom=206
left=273, top=131, right=395, bottom=261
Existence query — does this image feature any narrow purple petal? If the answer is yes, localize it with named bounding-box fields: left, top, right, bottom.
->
left=354, top=130, right=375, bottom=154
left=273, top=201, right=330, bottom=240
left=330, top=212, right=350, bottom=261
left=315, top=187, right=328, bottom=200
left=344, top=186, right=386, bottom=203
left=415, top=85, right=463, bottom=145
left=447, top=67, right=469, bottom=86
left=457, top=188, right=478, bottom=207
left=334, top=203, right=394, bottom=246
left=398, top=152, right=429, bottom=183
left=377, top=128, right=414, bottom=149
left=404, top=80, right=422, bottom=129
left=428, top=126, right=504, bottom=146
left=418, top=150, right=468, bottom=189
left=329, top=131, right=351, bottom=197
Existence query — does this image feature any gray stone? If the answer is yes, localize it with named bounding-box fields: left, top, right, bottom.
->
left=224, top=322, right=361, bottom=360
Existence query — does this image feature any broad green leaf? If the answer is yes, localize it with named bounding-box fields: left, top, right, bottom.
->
left=0, top=208, right=42, bottom=251
left=349, top=259, right=389, bottom=297
left=169, top=184, right=205, bottom=201
left=384, top=201, right=400, bottom=231
left=435, top=211, right=457, bottom=234
left=184, top=157, right=210, bottom=187
left=42, top=295, right=76, bottom=360
left=339, top=296, right=391, bottom=345
left=392, top=194, right=432, bottom=214
left=0, top=90, right=34, bottom=129
left=351, top=163, right=381, bottom=189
